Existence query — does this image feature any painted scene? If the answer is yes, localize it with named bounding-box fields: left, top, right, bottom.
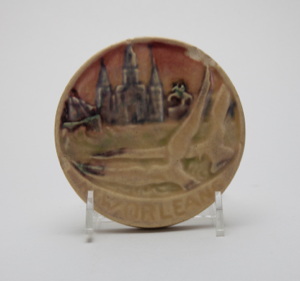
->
left=59, top=41, right=242, bottom=198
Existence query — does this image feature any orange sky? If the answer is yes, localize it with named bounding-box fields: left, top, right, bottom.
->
left=73, top=41, right=216, bottom=105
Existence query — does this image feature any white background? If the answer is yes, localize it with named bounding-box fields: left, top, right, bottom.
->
left=1, top=0, right=300, bottom=280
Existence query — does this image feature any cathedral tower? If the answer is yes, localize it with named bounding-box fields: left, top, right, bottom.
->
left=122, top=45, right=139, bottom=85
left=115, top=45, right=147, bottom=124
left=148, top=49, right=164, bottom=122
left=95, top=59, right=115, bottom=123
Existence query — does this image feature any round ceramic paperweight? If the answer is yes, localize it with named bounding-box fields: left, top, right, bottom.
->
left=55, top=37, right=245, bottom=228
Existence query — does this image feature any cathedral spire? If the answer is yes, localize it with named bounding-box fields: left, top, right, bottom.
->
left=148, top=46, right=164, bottom=122
left=122, top=45, right=139, bottom=85
left=123, top=45, right=137, bottom=68
left=149, top=48, right=161, bottom=86
left=96, top=58, right=110, bottom=88
left=95, top=59, right=114, bottom=123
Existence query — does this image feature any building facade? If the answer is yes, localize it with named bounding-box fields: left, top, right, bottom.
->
left=95, top=45, right=164, bottom=125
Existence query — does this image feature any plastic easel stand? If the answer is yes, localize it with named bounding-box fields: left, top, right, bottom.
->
left=85, top=190, right=225, bottom=240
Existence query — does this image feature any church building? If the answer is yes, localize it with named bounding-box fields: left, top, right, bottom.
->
left=95, top=45, right=164, bottom=125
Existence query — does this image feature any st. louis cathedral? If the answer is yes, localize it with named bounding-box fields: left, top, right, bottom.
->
left=95, top=45, right=164, bottom=125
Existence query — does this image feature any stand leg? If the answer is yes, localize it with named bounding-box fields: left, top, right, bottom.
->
left=86, top=190, right=94, bottom=239
left=214, top=191, right=225, bottom=237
